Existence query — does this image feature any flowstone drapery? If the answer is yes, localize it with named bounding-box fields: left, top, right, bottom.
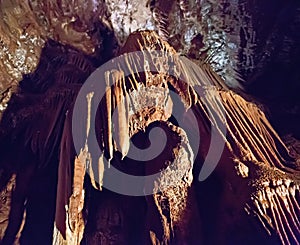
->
left=0, top=30, right=299, bottom=244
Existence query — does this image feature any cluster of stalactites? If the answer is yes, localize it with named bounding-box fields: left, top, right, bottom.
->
left=247, top=178, right=300, bottom=245
left=63, top=30, right=300, bottom=245
left=140, top=31, right=293, bottom=171
left=78, top=31, right=296, bottom=192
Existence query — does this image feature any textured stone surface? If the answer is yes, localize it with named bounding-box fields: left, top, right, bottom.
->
left=0, top=1, right=300, bottom=244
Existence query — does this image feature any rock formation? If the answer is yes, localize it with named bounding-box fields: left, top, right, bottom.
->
left=0, top=1, right=300, bottom=245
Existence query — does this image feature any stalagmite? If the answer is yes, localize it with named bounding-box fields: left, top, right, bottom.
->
left=65, top=91, right=94, bottom=245
left=97, top=154, right=105, bottom=190
left=66, top=150, right=86, bottom=245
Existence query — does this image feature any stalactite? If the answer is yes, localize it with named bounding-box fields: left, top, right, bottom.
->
left=109, top=69, right=130, bottom=159
left=104, top=71, right=113, bottom=163
left=249, top=179, right=300, bottom=245
left=86, top=92, right=94, bottom=140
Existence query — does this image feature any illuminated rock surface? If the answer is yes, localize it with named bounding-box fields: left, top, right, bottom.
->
left=0, top=1, right=300, bottom=245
